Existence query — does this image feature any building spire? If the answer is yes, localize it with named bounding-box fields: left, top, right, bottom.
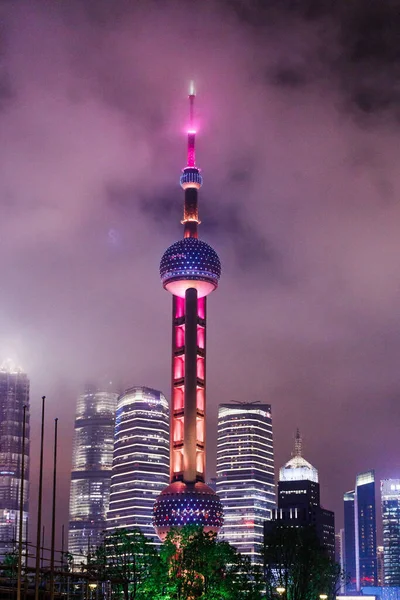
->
left=187, top=81, right=196, bottom=167
left=294, top=428, right=302, bottom=457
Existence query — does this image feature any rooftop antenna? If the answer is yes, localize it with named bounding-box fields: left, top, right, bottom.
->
left=294, top=428, right=302, bottom=457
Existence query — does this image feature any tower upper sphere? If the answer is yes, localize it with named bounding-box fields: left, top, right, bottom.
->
left=160, top=237, right=221, bottom=298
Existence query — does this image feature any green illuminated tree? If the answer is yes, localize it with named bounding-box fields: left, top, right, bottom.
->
left=88, top=528, right=159, bottom=600
left=158, top=525, right=264, bottom=600
left=0, top=550, right=18, bottom=584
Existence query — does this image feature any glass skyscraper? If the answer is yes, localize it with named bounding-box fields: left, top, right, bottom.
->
left=216, top=403, right=275, bottom=562
left=355, top=470, right=377, bottom=589
left=343, top=471, right=378, bottom=591
left=68, top=385, right=118, bottom=557
left=381, top=479, right=400, bottom=586
left=107, top=386, right=169, bottom=544
left=0, top=360, right=30, bottom=560
left=344, top=490, right=357, bottom=592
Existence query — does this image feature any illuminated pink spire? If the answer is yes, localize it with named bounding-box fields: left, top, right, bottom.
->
left=187, top=81, right=196, bottom=168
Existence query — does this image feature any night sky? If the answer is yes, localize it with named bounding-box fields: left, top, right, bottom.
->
left=1, top=0, right=400, bottom=547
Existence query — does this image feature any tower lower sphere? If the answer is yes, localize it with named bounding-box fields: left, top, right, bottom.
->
left=153, top=481, right=223, bottom=541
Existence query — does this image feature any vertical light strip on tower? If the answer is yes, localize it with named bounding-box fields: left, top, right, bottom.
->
left=153, top=85, right=223, bottom=540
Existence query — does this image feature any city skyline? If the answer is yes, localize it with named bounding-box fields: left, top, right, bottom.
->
left=0, top=0, right=399, bottom=559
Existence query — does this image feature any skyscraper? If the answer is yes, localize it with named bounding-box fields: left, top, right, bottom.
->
left=68, top=385, right=118, bottom=557
left=107, top=386, right=169, bottom=544
left=336, top=528, right=345, bottom=568
left=381, top=479, right=400, bottom=586
left=344, top=490, right=357, bottom=592
left=265, top=430, right=335, bottom=561
left=377, top=545, right=384, bottom=587
left=336, top=528, right=346, bottom=593
left=0, top=359, right=30, bottom=560
left=153, top=85, right=223, bottom=540
left=216, top=403, right=275, bottom=562
left=355, top=470, right=377, bottom=589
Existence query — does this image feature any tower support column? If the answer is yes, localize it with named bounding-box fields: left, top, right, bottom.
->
left=183, top=287, right=198, bottom=483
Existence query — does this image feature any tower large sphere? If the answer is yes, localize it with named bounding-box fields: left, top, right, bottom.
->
left=160, top=238, right=221, bottom=298
left=153, top=481, right=224, bottom=541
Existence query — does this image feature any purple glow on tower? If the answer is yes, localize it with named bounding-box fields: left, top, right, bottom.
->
left=187, top=84, right=196, bottom=167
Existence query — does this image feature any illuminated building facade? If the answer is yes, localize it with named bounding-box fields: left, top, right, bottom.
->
left=216, top=403, right=275, bottom=562
left=344, top=489, right=357, bottom=591
left=0, top=360, right=30, bottom=560
left=381, top=479, right=400, bottom=586
left=336, top=528, right=346, bottom=593
left=355, top=470, right=377, bottom=589
left=68, top=385, right=118, bottom=557
left=377, top=545, right=384, bottom=587
left=344, top=471, right=378, bottom=591
left=107, top=386, right=169, bottom=543
left=153, top=85, right=223, bottom=540
left=265, top=430, right=335, bottom=561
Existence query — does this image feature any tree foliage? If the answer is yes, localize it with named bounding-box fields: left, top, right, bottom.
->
left=89, top=525, right=263, bottom=600
left=264, top=523, right=345, bottom=600
left=87, top=523, right=345, bottom=600
left=158, top=525, right=264, bottom=600
left=0, top=550, right=18, bottom=581
left=88, top=528, right=159, bottom=600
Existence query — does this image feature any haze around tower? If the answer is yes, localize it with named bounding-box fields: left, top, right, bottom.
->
left=0, top=0, right=399, bottom=545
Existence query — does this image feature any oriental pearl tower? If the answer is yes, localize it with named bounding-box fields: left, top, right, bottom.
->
left=153, top=84, right=223, bottom=540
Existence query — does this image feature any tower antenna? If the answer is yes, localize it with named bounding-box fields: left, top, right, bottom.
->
left=187, top=81, right=196, bottom=168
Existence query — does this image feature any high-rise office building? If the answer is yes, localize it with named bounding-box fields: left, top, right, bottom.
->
left=381, top=479, right=400, bottom=586
left=68, top=385, right=118, bottom=557
left=216, top=403, right=275, bottom=562
left=336, top=528, right=345, bottom=567
left=153, top=85, right=223, bottom=540
left=0, top=360, right=30, bottom=559
left=344, top=490, right=357, bottom=592
left=377, top=545, right=384, bottom=587
left=336, top=528, right=346, bottom=593
left=107, top=387, right=169, bottom=544
left=355, top=470, right=377, bottom=589
left=265, top=430, right=335, bottom=561
left=343, top=470, right=378, bottom=591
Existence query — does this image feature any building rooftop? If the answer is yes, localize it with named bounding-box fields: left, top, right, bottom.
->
left=279, top=429, right=319, bottom=483
left=0, top=358, right=24, bottom=374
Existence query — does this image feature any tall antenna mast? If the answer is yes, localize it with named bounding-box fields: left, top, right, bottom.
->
left=187, top=81, right=196, bottom=168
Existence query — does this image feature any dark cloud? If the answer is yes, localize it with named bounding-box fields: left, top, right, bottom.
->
left=0, top=0, right=399, bottom=547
